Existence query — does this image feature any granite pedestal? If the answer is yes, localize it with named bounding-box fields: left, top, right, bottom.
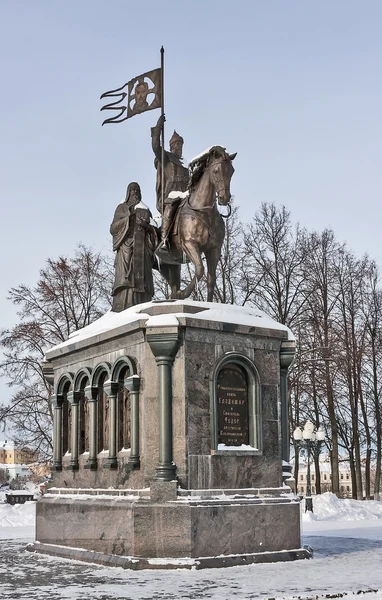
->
left=30, top=300, right=309, bottom=567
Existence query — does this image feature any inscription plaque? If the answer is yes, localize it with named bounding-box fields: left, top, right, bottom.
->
left=217, top=364, right=249, bottom=446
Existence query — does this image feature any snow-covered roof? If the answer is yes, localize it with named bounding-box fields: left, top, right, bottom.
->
left=0, top=440, right=15, bottom=450
left=44, top=300, right=294, bottom=358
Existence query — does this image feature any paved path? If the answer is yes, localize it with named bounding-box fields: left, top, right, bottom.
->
left=1, top=534, right=382, bottom=599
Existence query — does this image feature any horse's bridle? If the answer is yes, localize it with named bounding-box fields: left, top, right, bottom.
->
left=220, top=204, right=232, bottom=219
left=185, top=154, right=233, bottom=217
left=210, top=156, right=233, bottom=218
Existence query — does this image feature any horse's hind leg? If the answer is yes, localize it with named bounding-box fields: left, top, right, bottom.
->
left=205, top=247, right=220, bottom=302
left=176, top=242, right=204, bottom=300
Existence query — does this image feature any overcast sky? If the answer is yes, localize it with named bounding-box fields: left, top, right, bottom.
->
left=1, top=1, right=382, bottom=408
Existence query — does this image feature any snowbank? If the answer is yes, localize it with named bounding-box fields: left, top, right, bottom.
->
left=0, top=483, right=39, bottom=529
left=3, top=489, right=382, bottom=530
left=0, top=495, right=36, bottom=529
left=302, top=492, right=382, bottom=522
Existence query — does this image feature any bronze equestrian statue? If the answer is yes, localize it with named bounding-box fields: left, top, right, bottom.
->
left=156, top=143, right=236, bottom=302
left=109, top=120, right=236, bottom=310
left=151, top=114, right=189, bottom=249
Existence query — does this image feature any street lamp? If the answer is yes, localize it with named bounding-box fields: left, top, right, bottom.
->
left=293, top=421, right=326, bottom=512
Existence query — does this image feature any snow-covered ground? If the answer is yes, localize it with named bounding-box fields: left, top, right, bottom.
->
left=0, top=484, right=37, bottom=541
left=1, top=490, right=382, bottom=599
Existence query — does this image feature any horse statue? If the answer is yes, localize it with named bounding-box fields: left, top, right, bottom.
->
left=157, top=145, right=236, bottom=301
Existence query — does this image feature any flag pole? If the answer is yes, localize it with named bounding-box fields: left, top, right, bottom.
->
left=160, top=46, right=165, bottom=216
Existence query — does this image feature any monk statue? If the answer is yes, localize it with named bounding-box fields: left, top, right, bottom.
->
left=151, top=114, right=189, bottom=248
left=110, top=182, right=159, bottom=312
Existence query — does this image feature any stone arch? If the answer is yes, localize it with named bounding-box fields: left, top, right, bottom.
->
left=111, top=356, right=136, bottom=381
left=56, top=373, right=74, bottom=457
left=91, top=362, right=111, bottom=453
left=210, top=352, right=262, bottom=452
left=56, top=372, right=74, bottom=395
left=91, top=362, right=111, bottom=387
left=74, top=368, right=92, bottom=455
left=111, top=357, right=137, bottom=452
left=74, top=367, right=92, bottom=392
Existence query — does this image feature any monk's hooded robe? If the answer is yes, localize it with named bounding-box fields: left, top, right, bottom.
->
left=110, top=193, right=158, bottom=312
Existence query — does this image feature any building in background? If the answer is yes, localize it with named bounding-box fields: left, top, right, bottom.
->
left=297, top=461, right=352, bottom=498
left=0, top=440, right=37, bottom=464
left=294, top=455, right=378, bottom=499
left=0, top=440, right=37, bottom=481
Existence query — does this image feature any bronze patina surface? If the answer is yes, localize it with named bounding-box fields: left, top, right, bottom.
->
left=157, top=145, right=236, bottom=302
left=110, top=182, right=158, bottom=311
left=151, top=114, right=189, bottom=245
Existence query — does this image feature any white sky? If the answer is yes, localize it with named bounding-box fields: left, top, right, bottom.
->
left=1, top=1, right=382, bottom=405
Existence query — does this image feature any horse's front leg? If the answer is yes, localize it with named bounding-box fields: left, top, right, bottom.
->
left=205, top=247, right=221, bottom=302
left=159, top=263, right=181, bottom=299
left=169, top=264, right=181, bottom=298
left=176, top=241, right=204, bottom=299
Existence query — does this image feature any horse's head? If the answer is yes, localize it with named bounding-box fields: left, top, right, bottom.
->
left=208, top=146, right=236, bottom=206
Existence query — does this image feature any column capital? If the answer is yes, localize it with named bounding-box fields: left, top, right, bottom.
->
left=67, top=391, right=81, bottom=405
left=84, top=385, right=100, bottom=401
left=103, top=380, right=119, bottom=397
left=42, top=360, right=54, bottom=386
left=280, top=340, right=296, bottom=371
left=51, top=394, right=62, bottom=409
left=148, top=328, right=179, bottom=482
left=125, top=375, right=140, bottom=393
left=146, top=328, right=180, bottom=360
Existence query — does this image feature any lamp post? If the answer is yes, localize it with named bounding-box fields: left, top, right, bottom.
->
left=293, top=421, right=326, bottom=512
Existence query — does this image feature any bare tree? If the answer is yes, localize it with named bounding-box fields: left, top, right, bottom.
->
left=363, top=263, right=382, bottom=499
left=0, top=245, right=112, bottom=458
left=243, top=203, right=308, bottom=327
left=333, top=250, right=373, bottom=498
left=213, top=206, right=247, bottom=305
left=302, top=229, right=342, bottom=496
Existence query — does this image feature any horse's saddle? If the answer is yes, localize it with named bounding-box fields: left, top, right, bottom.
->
left=171, top=197, right=189, bottom=237
left=155, top=198, right=190, bottom=266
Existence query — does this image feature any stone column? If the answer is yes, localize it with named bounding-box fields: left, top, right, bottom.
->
left=84, top=385, right=98, bottom=470
left=104, top=380, right=119, bottom=469
left=125, top=375, right=140, bottom=469
left=67, top=391, right=81, bottom=471
left=51, top=394, right=63, bottom=471
left=280, top=340, right=296, bottom=483
left=147, top=327, right=180, bottom=482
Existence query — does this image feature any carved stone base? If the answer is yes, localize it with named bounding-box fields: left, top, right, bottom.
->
left=33, top=487, right=303, bottom=564
left=27, top=542, right=311, bottom=569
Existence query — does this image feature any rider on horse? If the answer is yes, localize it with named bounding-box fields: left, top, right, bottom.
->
left=151, top=114, right=189, bottom=249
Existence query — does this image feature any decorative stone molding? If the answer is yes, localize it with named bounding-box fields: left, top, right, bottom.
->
left=84, top=385, right=99, bottom=470
left=125, top=375, right=141, bottom=469
left=103, top=381, right=120, bottom=470
left=42, top=361, right=54, bottom=386
left=51, top=394, right=63, bottom=471
left=66, top=391, right=81, bottom=471
left=147, top=328, right=180, bottom=481
left=210, top=352, right=262, bottom=454
left=280, top=340, right=296, bottom=480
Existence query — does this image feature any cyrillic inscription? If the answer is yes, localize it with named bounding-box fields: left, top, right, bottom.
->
left=217, top=365, right=249, bottom=446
